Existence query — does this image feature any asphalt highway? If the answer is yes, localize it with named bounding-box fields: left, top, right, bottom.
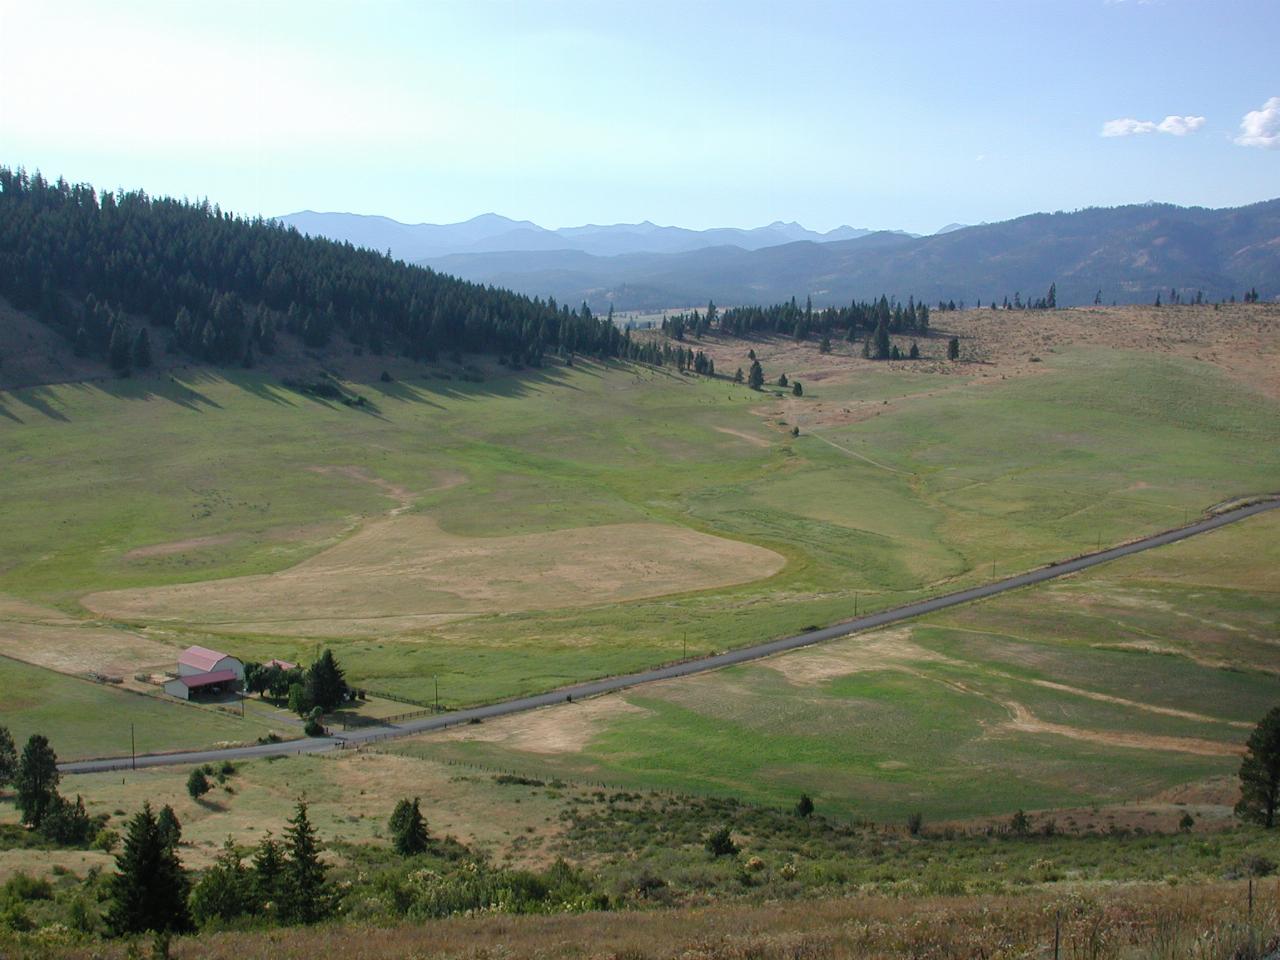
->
left=60, top=496, right=1279, bottom=775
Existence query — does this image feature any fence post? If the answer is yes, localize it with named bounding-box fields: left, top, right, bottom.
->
left=1053, top=910, right=1060, bottom=960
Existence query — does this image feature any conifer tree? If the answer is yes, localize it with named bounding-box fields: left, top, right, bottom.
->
left=304, top=649, right=348, bottom=713
left=191, top=839, right=253, bottom=925
left=792, top=381, right=803, bottom=397
left=279, top=802, right=330, bottom=925
left=108, top=321, right=132, bottom=373
left=156, top=804, right=182, bottom=852
left=873, top=320, right=891, bottom=360
left=251, top=831, right=285, bottom=911
left=389, top=797, right=430, bottom=855
left=947, top=337, right=960, bottom=361
left=131, top=327, right=152, bottom=369
left=747, top=359, right=764, bottom=390
left=106, top=802, right=192, bottom=935
left=1237, top=707, right=1280, bottom=828
left=15, top=734, right=59, bottom=828
left=0, top=725, right=15, bottom=791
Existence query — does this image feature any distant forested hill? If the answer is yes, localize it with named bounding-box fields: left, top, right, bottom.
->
left=423, top=200, right=1280, bottom=311
left=0, top=169, right=628, bottom=372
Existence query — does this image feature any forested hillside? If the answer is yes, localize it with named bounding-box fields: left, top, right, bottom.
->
left=0, top=169, right=630, bottom=372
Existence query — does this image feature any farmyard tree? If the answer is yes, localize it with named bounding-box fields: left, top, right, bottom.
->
left=106, top=802, right=192, bottom=936
left=1237, top=707, right=1280, bottom=828
left=156, top=804, right=182, bottom=852
left=305, top=649, right=348, bottom=713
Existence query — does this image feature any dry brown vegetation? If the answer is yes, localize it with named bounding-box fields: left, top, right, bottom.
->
left=683, top=303, right=1280, bottom=434
left=83, top=517, right=786, bottom=636
left=55, top=881, right=1280, bottom=960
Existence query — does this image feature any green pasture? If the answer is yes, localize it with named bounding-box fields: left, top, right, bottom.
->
left=396, top=511, right=1278, bottom=821
left=0, top=657, right=284, bottom=761
left=1, top=341, right=1278, bottom=748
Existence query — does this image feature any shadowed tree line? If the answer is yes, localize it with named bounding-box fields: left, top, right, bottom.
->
left=0, top=168, right=651, bottom=374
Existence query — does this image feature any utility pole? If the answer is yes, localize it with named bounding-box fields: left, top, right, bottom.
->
left=683, top=632, right=687, bottom=659
left=434, top=674, right=439, bottom=713
left=130, top=723, right=136, bottom=771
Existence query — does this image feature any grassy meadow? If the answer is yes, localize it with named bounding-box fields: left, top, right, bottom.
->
left=396, top=507, right=1280, bottom=823
left=0, top=306, right=1278, bottom=775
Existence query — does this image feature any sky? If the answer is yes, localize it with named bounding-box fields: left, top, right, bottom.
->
left=0, top=0, right=1276, bottom=235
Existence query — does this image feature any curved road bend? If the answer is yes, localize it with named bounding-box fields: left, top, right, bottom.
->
left=62, top=496, right=1280, bottom=775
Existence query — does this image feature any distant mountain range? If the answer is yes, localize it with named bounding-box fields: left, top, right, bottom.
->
left=417, top=200, right=1280, bottom=311
left=280, top=201, right=1279, bottom=312
left=278, top=211, right=911, bottom=261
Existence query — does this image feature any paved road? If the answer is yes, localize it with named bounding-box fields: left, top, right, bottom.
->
left=61, top=496, right=1280, bottom=775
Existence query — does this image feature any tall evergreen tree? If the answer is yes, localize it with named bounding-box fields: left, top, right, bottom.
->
left=1237, top=707, right=1280, bottom=828
left=108, top=320, right=132, bottom=373
left=873, top=320, right=891, bottom=360
left=251, top=831, right=286, bottom=911
left=947, top=337, right=960, bottom=361
left=389, top=797, right=430, bottom=855
left=156, top=804, right=182, bottom=852
left=304, top=649, right=348, bottom=713
left=15, top=734, right=59, bottom=828
left=278, top=802, right=331, bottom=925
left=747, top=359, right=764, bottom=390
left=0, top=725, right=15, bottom=791
left=131, top=326, right=152, bottom=369
left=106, top=802, right=193, bottom=935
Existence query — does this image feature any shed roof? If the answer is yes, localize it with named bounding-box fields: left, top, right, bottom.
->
left=179, top=645, right=233, bottom=672
left=174, top=669, right=238, bottom=689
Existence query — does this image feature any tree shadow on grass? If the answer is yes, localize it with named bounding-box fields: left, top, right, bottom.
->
left=83, top=371, right=224, bottom=411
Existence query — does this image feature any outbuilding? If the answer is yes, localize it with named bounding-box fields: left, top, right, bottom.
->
left=163, top=668, right=240, bottom=701
left=178, top=645, right=244, bottom=682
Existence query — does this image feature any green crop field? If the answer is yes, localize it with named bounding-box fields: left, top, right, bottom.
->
left=1, top=311, right=1278, bottom=773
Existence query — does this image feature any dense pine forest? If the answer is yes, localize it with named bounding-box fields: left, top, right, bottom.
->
left=0, top=169, right=632, bottom=371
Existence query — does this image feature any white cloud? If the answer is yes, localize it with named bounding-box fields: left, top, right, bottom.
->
left=1234, top=97, right=1280, bottom=150
left=1101, top=115, right=1205, bottom=137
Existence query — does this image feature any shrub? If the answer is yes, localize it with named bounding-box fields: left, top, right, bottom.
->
left=907, top=812, right=924, bottom=836
left=705, top=826, right=737, bottom=857
left=187, top=769, right=211, bottom=800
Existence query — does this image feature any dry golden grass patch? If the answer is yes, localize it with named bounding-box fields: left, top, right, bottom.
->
left=84, top=518, right=786, bottom=634
left=431, top=696, right=652, bottom=755
left=760, top=627, right=957, bottom=684
left=55, top=880, right=1280, bottom=960
left=0, top=620, right=177, bottom=689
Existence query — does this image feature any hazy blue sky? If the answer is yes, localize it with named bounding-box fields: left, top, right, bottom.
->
left=1, top=0, right=1276, bottom=234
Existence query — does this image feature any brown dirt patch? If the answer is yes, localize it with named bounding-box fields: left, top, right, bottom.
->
left=124, top=533, right=239, bottom=560
left=83, top=518, right=786, bottom=634
left=764, top=627, right=957, bottom=684
left=713, top=425, right=771, bottom=447
left=431, top=696, right=651, bottom=755
left=1000, top=699, right=1240, bottom=757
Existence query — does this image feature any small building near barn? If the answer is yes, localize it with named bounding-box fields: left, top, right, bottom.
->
left=265, top=658, right=297, bottom=671
left=178, top=645, right=244, bottom=682
left=163, top=668, right=239, bottom=701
